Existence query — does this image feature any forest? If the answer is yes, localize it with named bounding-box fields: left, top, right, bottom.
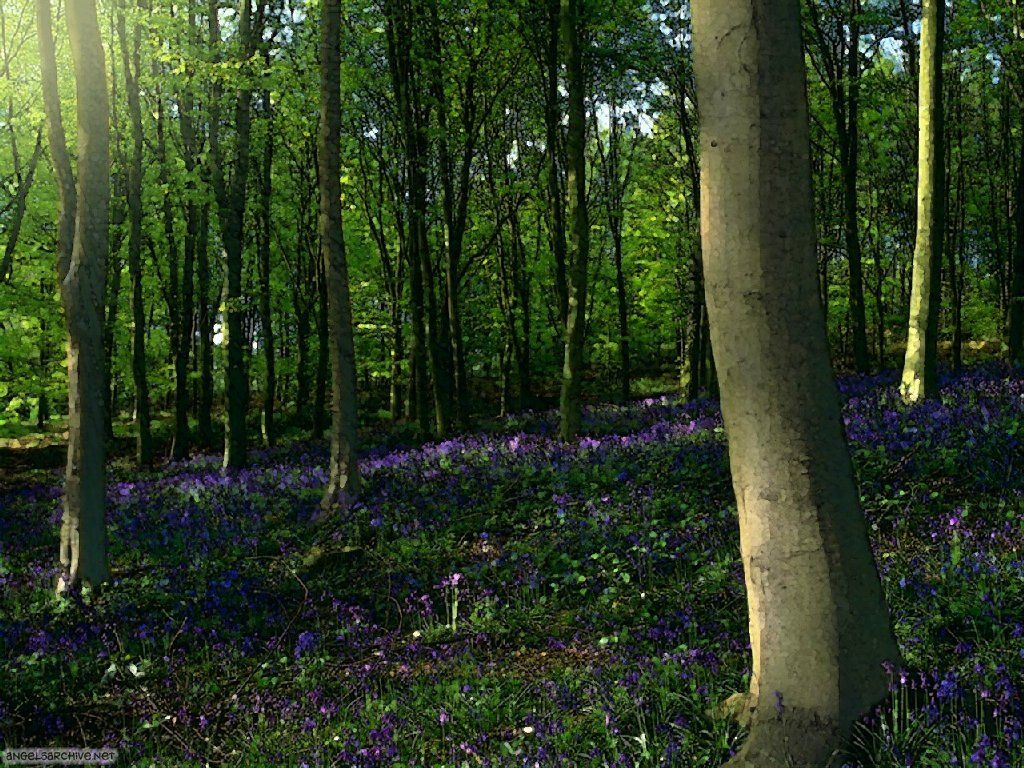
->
left=1, top=0, right=1024, bottom=765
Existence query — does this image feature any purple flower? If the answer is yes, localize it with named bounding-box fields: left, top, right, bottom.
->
left=293, top=630, right=318, bottom=660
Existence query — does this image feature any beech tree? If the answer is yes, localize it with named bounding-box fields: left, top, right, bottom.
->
left=901, top=0, right=945, bottom=402
left=691, top=0, right=899, bottom=763
left=116, top=0, right=153, bottom=466
left=210, top=0, right=256, bottom=469
left=320, top=0, right=359, bottom=510
left=558, top=0, right=589, bottom=441
left=36, top=0, right=111, bottom=591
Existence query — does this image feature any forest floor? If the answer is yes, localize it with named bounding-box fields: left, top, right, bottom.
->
left=1, top=366, right=1023, bottom=767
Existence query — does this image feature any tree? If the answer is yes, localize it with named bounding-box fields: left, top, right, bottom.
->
left=806, top=0, right=870, bottom=373
left=558, top=0, right=588, bottom=441
left=37, top=0, right=111, bottom=591
left=594, top=95, right=637, bottom=402
left=690, top=0, right=899, bottom=763
left=116, top=0, right=153, bottom=465
left=210, top=0, right=256, bottom=469
left=320, top=0, right=359, bottom=510
left=901, top=0, right=945, bottom=403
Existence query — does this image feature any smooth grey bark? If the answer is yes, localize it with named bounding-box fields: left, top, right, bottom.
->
left=558, top=0, right=589, bottom=441
left=901, top=0, right=945, bottom=402
left=319, top=0, right=359, bottom=511
left=691, top=0, right=899, bottom=763
left=38, top=0, right=111, bottom=592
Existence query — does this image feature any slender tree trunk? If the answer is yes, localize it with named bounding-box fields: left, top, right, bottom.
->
left=103, top=249, right=122, bottom=441
left=389, top=302, right=404, bottom=420
left=118, top=4, right=153, bottom=466
left=173, top=24, right=201, bottom=461
left=313, top=251, right=329, bottom=439
left=212, top=0, right=255, bottom=469
left=385, top=1, right=431, bottom=438
left=258, top=90, right=276, bottom=447
left=0, top=131, right=43, bottom=283
left=197, top=204, right=215, bottom=448
left=685, top=251, right=705, bottom=400
left=901, top=0, right=945, bottom=402
left=35, top=0, right=74, bottom=272
left=691, top=1, right=899, bottom=763
left=545, top=0, right=568, bottom=327
left=677, top=75, right=709, bottom=401
left=1010, top=111, right=1024, bottom=366
left=320, top=0, right=359, bottom=510
left=38, top=279, right=51, bottom=430
left=558, top=0, right=588, bottom=441
left=296, top=306, right=311, bottom=421
left=843, top=0, right=869, bottom=373
left=39, top=0, right=111, bottom=592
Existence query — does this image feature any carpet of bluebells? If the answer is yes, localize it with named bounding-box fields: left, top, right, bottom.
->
left=1, top=365, right=1023, bottom=767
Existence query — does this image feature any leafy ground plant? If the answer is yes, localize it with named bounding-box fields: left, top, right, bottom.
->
left=1, top=365, right=1022, bottom=767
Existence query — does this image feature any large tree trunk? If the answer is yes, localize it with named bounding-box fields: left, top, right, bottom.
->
left=39, top=0, right=111, bottom=592
left=901, top=0, right=944, bottom=402
left=558, top=0, right=588, bottom=441
left=117, top=3, right=153, bottom=466
left=320, top=0, right=359, bottom=511
left=691, top=1, right=899, bottom=764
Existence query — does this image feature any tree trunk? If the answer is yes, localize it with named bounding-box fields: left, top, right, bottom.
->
left=0, top=130, right=43, bottom=283
left=385, top=0, right=432, bottom=438
left=901, top=0, right=944, bottom=402
left=842, top=0, right=869, bottom=373
left=691, top=1, right=899, bottom=763
left=389, top=302, right=404, bottom=421
left=296, top=305, right=312, bottom=421
left=197, top=203, right=215, bottom=448
left=118, top=3, right=153, bottom=466
left=39, top=0, right=111, bottom=592
left=173, top=20, right=202, bottom=461
left=320, top=0, right=360, bottom=511
left=313, top=250, right=329, bottom=439
left=558, top=0, right=588, bottom=441
left=545, top=0, right=568, bottom=328
left=258, top=89, right=276, bottom=447
left=1010, top=111, right=1024, bottom=366
left=212, top=0, right=255, bottom=468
